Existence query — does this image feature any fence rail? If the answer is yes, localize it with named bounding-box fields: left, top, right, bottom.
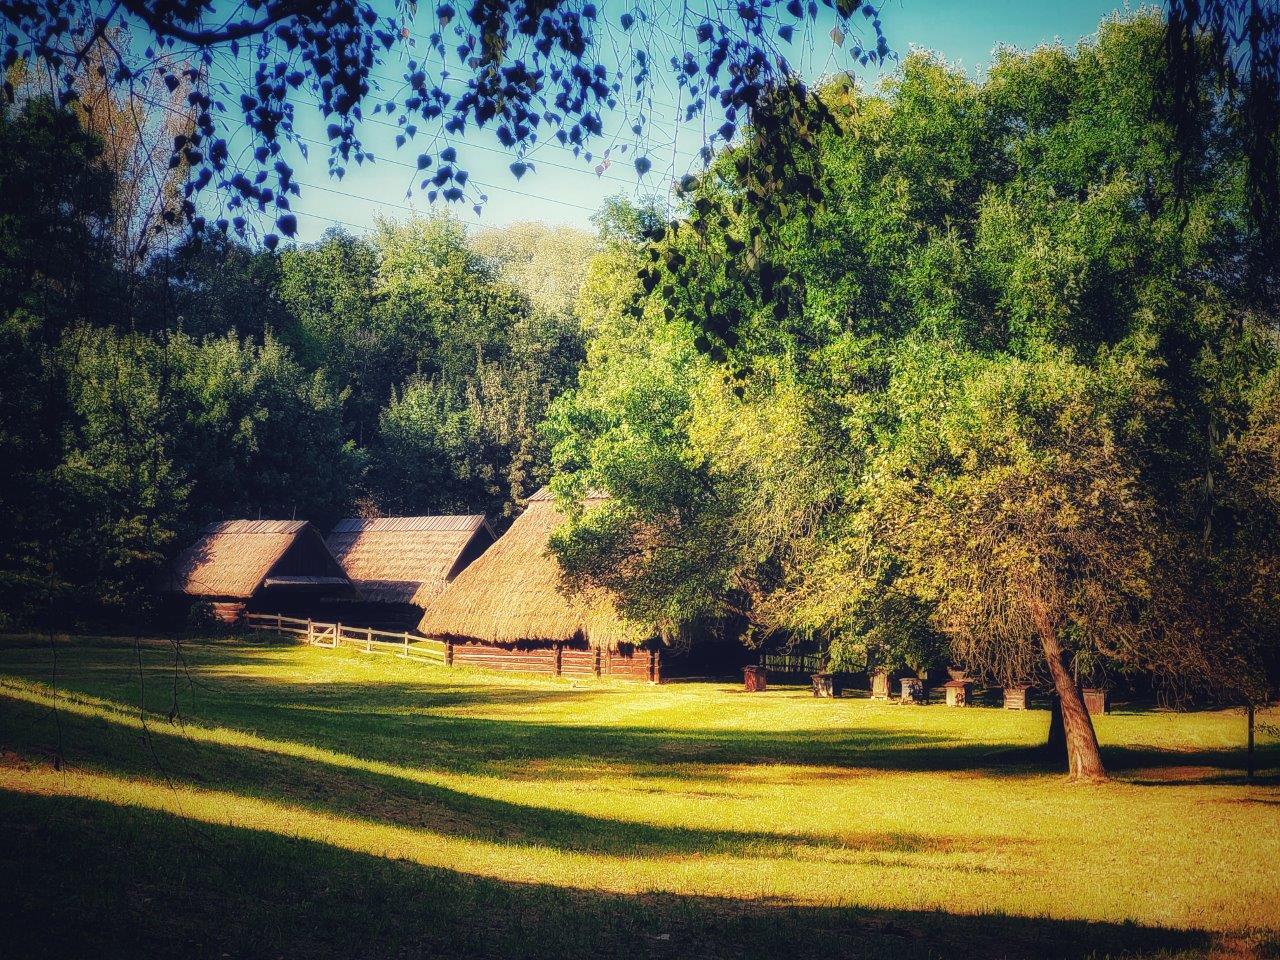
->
left=242, top=612, right=658, bottom=682
left=245, top=613, right=447, bottom=664
left=761, top=652, right=824, bottom=674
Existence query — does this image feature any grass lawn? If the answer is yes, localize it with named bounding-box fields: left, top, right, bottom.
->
left=0, top=632, right=1277, bottom=959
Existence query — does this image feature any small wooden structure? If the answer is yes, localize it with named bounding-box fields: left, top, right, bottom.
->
left=1082, top=687, right=1110, bottom=715
left=418, top=488, right=659, bottom=681
left=944, top=679, right=972, bottom=707
left=1003, top=685, right=1031, bottom=710
left=743, top=665, right=768, bottom=692
left=811, top=672, right=843, bottom=698
left=900, top=676, right=927, bottom=704
left=870, top=669, right=892, bottom=699
left=324, top=515, right=495, bottom=628
left=163, top=520, right=357, bottom=624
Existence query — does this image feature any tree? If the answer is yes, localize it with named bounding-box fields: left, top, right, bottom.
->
left=277, top=227, right=387, bottom=443
left=471, top=222, right=597, bottom=321
left=3, top=0, right=889, bottom=245
left=0, top=94, right=117, bottom=626
left=1165, top=0, right=1279, bottom=300
left=169, top=331, right=359, bottom=527
left=55, top=326, right=190, bottom=622
left=375, top=360, right=548, bottom=524
left=140, top=230, right=293, bottom=341
left=373, top=212, right=527, bottom=382
left=871, top=350, right=1173, bottom=781
left=11, top=33, right=196, bottom=271
left=550, top=13, right=1280, bottom=781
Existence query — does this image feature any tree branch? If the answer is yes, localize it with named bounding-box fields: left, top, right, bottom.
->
left=117, top=0, right=326, bottom=46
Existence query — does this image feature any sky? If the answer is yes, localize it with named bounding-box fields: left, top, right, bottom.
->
left=216, top=0, right=1140, bottom=244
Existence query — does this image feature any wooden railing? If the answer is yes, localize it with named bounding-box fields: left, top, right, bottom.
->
left=242, top=612, right=658, bottom=682
left=244, top=613, right=447, bottom=665
left=761, top=652, right=824, bottom=675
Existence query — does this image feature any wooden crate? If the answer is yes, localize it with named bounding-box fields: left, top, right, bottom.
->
left=1082, top=687, right=1109, bottom=715
left=870, top=670, right=892, bottom=699
left=899, top=677, right=926, bottom=704
left=1003, top=686, right=1031, bottom=710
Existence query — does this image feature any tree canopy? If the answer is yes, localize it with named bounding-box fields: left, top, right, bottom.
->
left=0, top=88, right=594, bottom=629
left=2, top=0, right=890, bottom=246
left=547, top=12, right=1280, bottom=780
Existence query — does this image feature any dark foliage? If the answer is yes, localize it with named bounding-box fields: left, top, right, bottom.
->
left=1165, top=0, right=1280, bottom=303
left=2, top=0, right=889, bottom=246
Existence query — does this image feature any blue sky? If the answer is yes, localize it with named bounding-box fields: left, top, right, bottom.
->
left=222, top=0, right=1138, bottom=244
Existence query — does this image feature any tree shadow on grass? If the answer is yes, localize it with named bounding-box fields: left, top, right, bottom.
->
left=0, top=787, right=1225, bottom=960
left=1, top=687, right=995, bottom=860
left=2, top=635, right=1275, bottom=788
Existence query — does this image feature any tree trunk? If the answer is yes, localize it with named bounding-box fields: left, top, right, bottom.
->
left=1035, top=624, right=1107, bottom=782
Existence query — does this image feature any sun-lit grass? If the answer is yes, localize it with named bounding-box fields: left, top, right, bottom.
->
left=0, top=632, right=1276, bottom=959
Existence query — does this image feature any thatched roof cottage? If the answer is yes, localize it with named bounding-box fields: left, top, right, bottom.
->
left=418, top=489, right=658, bottom=680
left=164, top=520, right=357, bottom=624
left=324, top=515, right=496, bottom=627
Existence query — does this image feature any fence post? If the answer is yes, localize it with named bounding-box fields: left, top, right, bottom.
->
left=366, top=625, right=372, bottom=652
left=445, top=638, right=453, bottom=667
left=554, top=642, right=563, bottom=677
left=594, top=647, right=602, bottom=678
left=336, top=622, right=343, bottom=649
left=307, top=618, right=313, bottom=644
left=403, top=631, right=409, bottom=658
left=276, top=611, right=282, bottom=633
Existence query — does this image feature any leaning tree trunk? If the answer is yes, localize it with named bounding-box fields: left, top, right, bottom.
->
left=1035, top=622, right=1106, bottom=782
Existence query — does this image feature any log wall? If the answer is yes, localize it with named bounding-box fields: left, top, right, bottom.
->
left=451, top=641, right=659, bottom=683
left=451, top=643, right=557, bottom=675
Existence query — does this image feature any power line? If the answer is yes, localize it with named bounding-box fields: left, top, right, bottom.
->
left=136, top=90, right=657, bottom=218
left=211, top=74, right=679, bottom=189
left=211, top=51, right=699, bottom=185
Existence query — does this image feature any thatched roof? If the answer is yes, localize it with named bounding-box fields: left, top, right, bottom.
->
left=166, top=520, right=354, bottom=599
left=417, top=488, right=646, bottom=649
left=326, top=515, right=495, bottom=606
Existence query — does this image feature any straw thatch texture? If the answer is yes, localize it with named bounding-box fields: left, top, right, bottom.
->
left=326, top=516, right=494, bottom=607
left=167, top=520, right=350, bottom=599
left=418, top=489, right=646, bottom=649
left=169, top=520, right=305, bottom=598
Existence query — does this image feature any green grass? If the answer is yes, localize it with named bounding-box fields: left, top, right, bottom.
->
left=1, top=632, right=1277, bottom=959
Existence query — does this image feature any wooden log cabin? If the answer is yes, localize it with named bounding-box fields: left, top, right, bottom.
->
left=417, top=488, right=660, bottom=682
left=322, top=515, right=496, bottom=629
left=163, top=520, right=357, bottom=624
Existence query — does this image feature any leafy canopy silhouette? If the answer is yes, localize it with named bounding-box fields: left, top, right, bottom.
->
left=2, top=0, right=889, bottom=248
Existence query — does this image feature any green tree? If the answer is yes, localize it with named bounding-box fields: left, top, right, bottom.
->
left=550, top=13, right=1280, bottom=781
left=141, top=232, right=292, bottom=341
left=170, top=332, right=359, bottom=527
left=56, top=327, right=189, bottom=621
left=277, top=228, right=387, bottom=445
left=0, top=96, right=117, bottom=626
left=471, top=222, right=597, bottom=321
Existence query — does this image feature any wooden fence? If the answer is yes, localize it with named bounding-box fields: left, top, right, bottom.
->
left=761, top=652, right=823, bottom=675
left=245, top=613, right=447, bottom=665
left=244, top=613, right=658, bottom=682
